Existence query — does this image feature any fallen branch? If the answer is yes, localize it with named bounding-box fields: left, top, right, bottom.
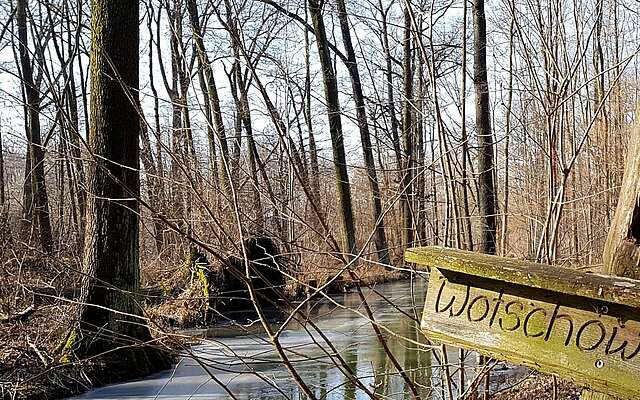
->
left=27, top=338, right=51, bottom=367
left=0, top=304, right=36, bottom=324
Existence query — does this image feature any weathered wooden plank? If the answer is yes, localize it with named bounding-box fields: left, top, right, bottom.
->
left=420, top=267, right=640, bottom=399
left=406, top=246, right=640, bottom=309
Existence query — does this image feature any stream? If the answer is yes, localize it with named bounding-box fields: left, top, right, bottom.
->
left=71, top=273, right=527, bottom=399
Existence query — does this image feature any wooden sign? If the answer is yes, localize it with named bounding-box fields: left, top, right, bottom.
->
left=405, top=246, right=640, bottom=400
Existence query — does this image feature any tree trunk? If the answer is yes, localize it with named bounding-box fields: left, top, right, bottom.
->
left=308, top=0, right=357, bottom=258
left=61, top=4, right=86, bottom=232
left=579, top=110, right=640, bottom=400
left=415, top=48, right=426, bottom=245
left=16, top=0, right=54, bottom=253
left=500, top=2, right=515, bottom=256
left=303, top=2, right=321, bottom=206
left=77, top=0, right=168, bottom=373
left=66, top=72, right=86, bottom=229
left=335, top=0, right=389, bottom=265
left=0, top=126, right=4, bottom=209
left=186, top=0, right=231, bottom=196
left=144, top=2, right=165, bottom=254
left=140, top=121, right=165, bottom=254
left=401, top=6, right=414, bottom=250
left=0, top=124, right=7, bottom=246
left=378, top=0, right=402, bottom=173
left=473, top=0, right=497, bottom=255
left=241, top=93, right=265, bottom=231
left=224, top=26, right=265, bottom=231
left=473, top=0, right=497, bottom=395
left=460, top=0, right=474, bottom=251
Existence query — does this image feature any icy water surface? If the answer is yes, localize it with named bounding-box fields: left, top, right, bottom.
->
left=71, top=274, right=526, bottom=399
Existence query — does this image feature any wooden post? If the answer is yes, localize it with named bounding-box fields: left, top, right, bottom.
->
left=579, top=112, right=640, bottom=398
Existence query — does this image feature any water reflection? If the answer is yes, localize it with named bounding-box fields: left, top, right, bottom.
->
left=72, top=275, right=524, bottom=400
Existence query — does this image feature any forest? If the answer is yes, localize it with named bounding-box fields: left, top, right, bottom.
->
left=0, top=0, right=638, bottom=398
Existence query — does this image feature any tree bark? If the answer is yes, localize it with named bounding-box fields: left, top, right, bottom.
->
left=460, top=0, right=474, bottom=251
left=77, top=0, right=168, bottom=372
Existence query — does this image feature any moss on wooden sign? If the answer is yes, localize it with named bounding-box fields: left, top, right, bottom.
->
left=407, top=246, right=640, bottom=400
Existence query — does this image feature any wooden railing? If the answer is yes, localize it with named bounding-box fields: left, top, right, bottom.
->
left=407, top=246, right=640, bottom=400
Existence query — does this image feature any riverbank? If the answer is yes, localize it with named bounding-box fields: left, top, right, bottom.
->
left=0, top=301, right=183, bottom=400
left=147, top=252, right=406, bottom=329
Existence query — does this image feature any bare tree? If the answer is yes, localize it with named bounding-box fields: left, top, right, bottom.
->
left=473, top=0, right=497, bottom=255
left=0, top=125, right=4, bottom=211
left=401, top=3, right=414, bottom=250
left=335, top=0, right=389, bottom=265
left=308, top=0, right=357, bottom=258
left=186, top=0, right=231, bottom=195
left=16, top=0, right=54, bottom=253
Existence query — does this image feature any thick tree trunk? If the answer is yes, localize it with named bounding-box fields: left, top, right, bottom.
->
left=16, top=0, right=54, bottom=253
left=473, top=0, right=497, bottom=255
left=601, top=125, right=640, bottom=279
left=335, top=0, right=389, bottom=265
left=579, top=110, right=640, bottom=400
left=308, top=0, right=357, bottom=258
left=77, top=0, right=168, bottom=373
